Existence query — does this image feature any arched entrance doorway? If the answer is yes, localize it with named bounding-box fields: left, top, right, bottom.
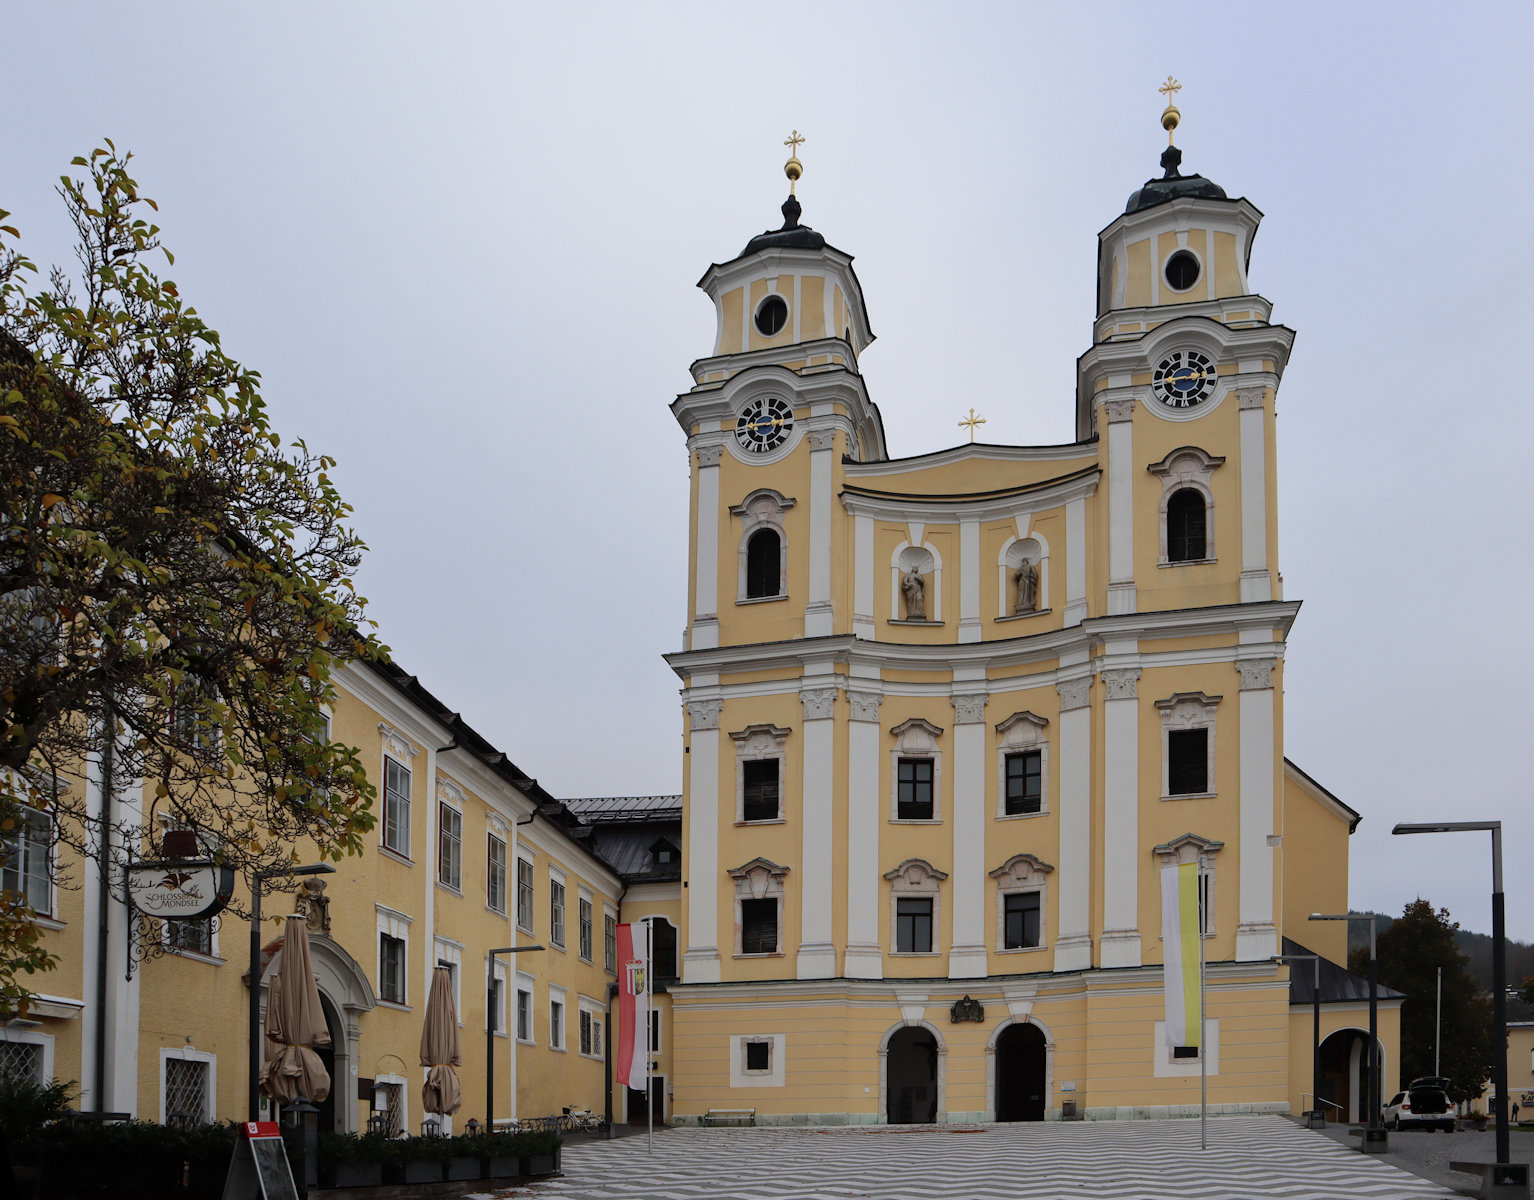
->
left=316, top=995, right=341, bottom=1134
left=995, top=1023, right=1046, bottom=1122
left=1318, top=1029, right=1384, bottom=1124
left=886, top=1027, right=939, bottom=1124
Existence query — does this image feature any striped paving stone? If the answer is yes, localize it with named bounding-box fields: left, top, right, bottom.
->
left=525, top=1116, right=1457, bottom=1200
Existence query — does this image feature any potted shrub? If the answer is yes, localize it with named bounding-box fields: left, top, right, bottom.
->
left=481, top=1131, right=526, bottom=1179
left=399, top=1134, right=445, bottom=1184
left=443, top=1133, right=482, bottom=1181
left=524, top=1129, right=560, bottom=1177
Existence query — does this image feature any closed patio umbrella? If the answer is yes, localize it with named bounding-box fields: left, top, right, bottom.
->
left=261, top=915, right=332, bottom=1107
left=420, top=965, right=462, bottom=1117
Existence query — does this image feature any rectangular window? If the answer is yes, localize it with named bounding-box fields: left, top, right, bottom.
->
left=740, top=898, right=778, bottom=955
left=1172, top=1045, right=1200, bottom=1060
left=579, top=1009, right=603, bottom=1058
left=649, top=1008, right=660, bottom=1054
left=383, top=757, right=411, bottom=855
left=744, top=1040, right=771, bottom=1072
left=0, top=1040, right=43, bottom=1085
left=1, top=809, right=51, bottom=914
left=604, top=914, right=617, bottom=973
left=1168, top=728, right=1209, bottom=795
left=516, top=859, right=534, bottom=930
left=1199, top=871, right=1212, bottom=937
left=164, top=1057, right=210, bottom=1130
left=379, top=933, right=406, bottom=1004
left=516, top=989, right=532, bottom=1042
left=486, top=836, right=507, bottom=914
left=895, top=897, right=933, bottom=953
left=437, top=803, right=462, bottom=889
left=376, top=1079, right=405, bottom=1137
left=1003, top=892, right=1041, bottom=949
left=549, top=999, right=564, bottom=1050
left=742, top=759, right=780, bottom=822
left=489, top=975, right=504, bottom=1034
left=579, top=897, right=593, bottom=962
left=579, top=1009, right=592, bottom=1056
left=550, top=881, right=566, bottom=947
left=897, top=757, right=934, bottom=820
left=1004, top=750, right=1042, bottom=816
left=166, top=919, right=213, bottom=956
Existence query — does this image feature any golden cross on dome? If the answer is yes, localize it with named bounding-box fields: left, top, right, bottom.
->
left=1159, top=76, right=1183, bottom=145
left=958, top=408, right=986, bottom=443
left=1158, top=76, right=1182, bottom=104
left=783, top=130, right=806, bottom=194
left=784, top=130, right=806, bottom=155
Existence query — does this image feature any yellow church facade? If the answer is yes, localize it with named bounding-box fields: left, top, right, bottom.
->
left=662, top=119, right=1396, bottom=1124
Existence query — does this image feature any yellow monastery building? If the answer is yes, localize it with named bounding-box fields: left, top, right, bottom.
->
left=0, top=109, right=1398, bottom=1132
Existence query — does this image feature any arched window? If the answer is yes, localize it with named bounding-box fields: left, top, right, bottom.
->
left=745, top=529, right=781, bottom=598
left=1166, top=489, right=1207, bottom=562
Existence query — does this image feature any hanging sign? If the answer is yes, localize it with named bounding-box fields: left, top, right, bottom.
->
left=221, top=1122, right=299, bottom=1200
left=125, top=858, right=235, bottom=920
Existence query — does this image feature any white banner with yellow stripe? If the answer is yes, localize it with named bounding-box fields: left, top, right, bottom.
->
left=1161, top=860, right=1202, bottom=1048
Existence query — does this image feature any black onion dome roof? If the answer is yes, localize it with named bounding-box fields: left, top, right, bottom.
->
left=743, top=194, right=825, bottom=255
left=1126, top=145, right=1227, bottom=214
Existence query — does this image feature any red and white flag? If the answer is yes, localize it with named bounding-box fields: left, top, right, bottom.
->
left=615, top=921, right=651, bottom=1093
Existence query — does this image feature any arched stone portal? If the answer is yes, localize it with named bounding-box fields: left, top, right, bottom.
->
left=994, top=1023, right=1048, bottom=1121
left=881, top=1022, right=943, bottom=1124
left=1318, top=1028, right=1386, bottom=1125
left=259, top=933, right=376, bottom=1133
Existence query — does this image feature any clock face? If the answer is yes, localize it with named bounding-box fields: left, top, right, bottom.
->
left=734, top=397, right=794, bottom=453
left=1152, top=350, right=1217, bottom=409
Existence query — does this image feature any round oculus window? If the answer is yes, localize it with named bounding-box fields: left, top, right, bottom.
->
left=754, top=294, right=788, bottom=337
left=1152, top=350, right=1217, bottom=409
left=735, top=396, right=794, bottom=453
left=1164, top=250, right=1201, bottom=292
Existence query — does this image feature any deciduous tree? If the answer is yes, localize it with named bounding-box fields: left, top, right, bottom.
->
left=0, top=145, right=382, bottom=1010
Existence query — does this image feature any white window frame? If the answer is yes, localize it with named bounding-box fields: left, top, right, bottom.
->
left=732, top=723, right=790, bottom=824
left=515, top=855, right=535, bottom=933
left=883, top=858, right=945, bottom=956
left=489, top=959, right=509, bottom=1037
left=989, top=852, right=1054, bottom=953
left=728, top=857, right=788, bottom=958
left=1, top=806, right=53, bottom=917
left=578, top=890, right=594, bottom=963
left=549, top=869, right=566, bottom=949
left=603, top=907, right=618, bottom=974
left=436, top=797, right=462, bottom=892
left=731, top=488, right=795, bottom=604
left=1148, top=446, right=1223, bottom=566
left=159, top=1047, right=217, bottom=1126
left=889, top=718, right=943, bottom=823
left=728, top=1033, right=786, bottom=1088
left=578, top=995, right=605, bottom=1061
left=1156, top=691, right=1221, bottom=800
left=548, top=986, right=567, bottom=1052
left=0, top=1027, right=53, bottom=1085
left=995, top=711, right=1049, bottom=819
left=486, top=833, right=507, bottom=915
left=515, top=974, right=535, bottom=1045
left=382, top=754, right=412, bottom=858
left=374, top=1072, right=408, bottom=1137
left=376, top=904, right=413, bottom=1008
left=434, top=937, right=463, bottom=1021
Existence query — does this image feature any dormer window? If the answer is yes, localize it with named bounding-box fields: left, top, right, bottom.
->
left=650, top=838, right=678, bottom=867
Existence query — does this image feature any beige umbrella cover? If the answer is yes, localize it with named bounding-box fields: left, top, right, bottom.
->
left=420, top=965, right=462, bottom=1116
left=261, top=915, right=332, bottom=1107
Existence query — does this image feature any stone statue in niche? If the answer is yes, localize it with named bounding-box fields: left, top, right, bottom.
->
left=299, top=877, right=331, bottom=935
left=901, top=567, right=926, bottom=621
left=1013, top=559, right=1038, bottom=615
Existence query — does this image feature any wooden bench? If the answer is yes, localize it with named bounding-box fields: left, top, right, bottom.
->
left=702, top=1108, right=756, bottom=1127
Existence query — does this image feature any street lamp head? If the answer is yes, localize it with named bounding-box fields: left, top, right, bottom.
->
left=1393, top=821, right=1501, bottom=835
left=289, top=863, right=336, bottom=878
left=1309, top=913, right=1350, bottom=921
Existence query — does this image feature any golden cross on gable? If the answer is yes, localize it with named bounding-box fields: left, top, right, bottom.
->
left=1159, top=76, right=1182, bottom=103
left=958, top=408, right=986, bottom=443
left=784, top=130, right=806, bottom=155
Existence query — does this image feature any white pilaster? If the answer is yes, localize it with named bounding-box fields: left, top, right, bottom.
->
left=1106, top=399, right=1136, bottom=615
left=1235, top=658, right=1278, bottom=960
left=797, top=683, right=838, bottom=978
left=682, top=698, right=722, bottom=983
left=805, top=429, right=836, bottom=637
left=423, top=744, right=437, bottom=1004
left=948, top=693, right=989, bottom=978
left=692, top=444, right=722, bottom=650
left=1064, top=496, right=1088, bottom=627
left=1099, top=667, right=1141, bottom=968
left=1237, top=388, right=1272, bottom=603
left=1054, top=673, right=1093, bottom=972
left=958, top=519, right=982, bottom=643
left=845, top=689, right=884, bottom=978
left=853, top=514, right=875, bottom=640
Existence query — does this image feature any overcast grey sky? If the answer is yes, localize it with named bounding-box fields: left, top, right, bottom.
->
left=6, top=3, right=1532, bottom=939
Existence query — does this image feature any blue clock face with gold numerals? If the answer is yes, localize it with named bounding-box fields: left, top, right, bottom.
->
left=735, top=397, right=794, bottom=453
left=1152, top=350, right=1217, bottom=409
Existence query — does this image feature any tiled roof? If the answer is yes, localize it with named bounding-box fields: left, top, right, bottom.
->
left=1283, top=938, right=1407, bottom=1004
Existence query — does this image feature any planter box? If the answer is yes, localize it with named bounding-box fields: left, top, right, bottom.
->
left=446, top=1155, right=481, bottom=1181
left=404, top=1159, right=444, bottom=1184
left=486, top=1155, right=524, bottom=1178
left=527, top=1153, right=556, bottom=1176
left=328, top=1159, right=385, bottom=1188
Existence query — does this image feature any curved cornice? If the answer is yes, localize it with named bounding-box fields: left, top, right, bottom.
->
left=845, top=439, right=1097, bottom=478
left=840, top=466, right=1100, bottom=523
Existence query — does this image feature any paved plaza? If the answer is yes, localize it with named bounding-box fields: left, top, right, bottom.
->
left=518, top=1116, right=1460, bottom=1200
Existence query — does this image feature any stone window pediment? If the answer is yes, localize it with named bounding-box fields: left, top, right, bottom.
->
left=988, top=852, right=1055, bottom=887
left=882, top=857, right=948, bottom=889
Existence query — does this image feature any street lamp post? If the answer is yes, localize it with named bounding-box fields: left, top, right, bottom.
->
left=1311, top=912, right=1381, bottom=1144
left=1393, top=821, right=1527, bottom=1191
left=1275, top=953, right=1322, bottom=1126
left=486, top=946, right=544, bottom=1133
left=248, top=863, right=335, bottom=1122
